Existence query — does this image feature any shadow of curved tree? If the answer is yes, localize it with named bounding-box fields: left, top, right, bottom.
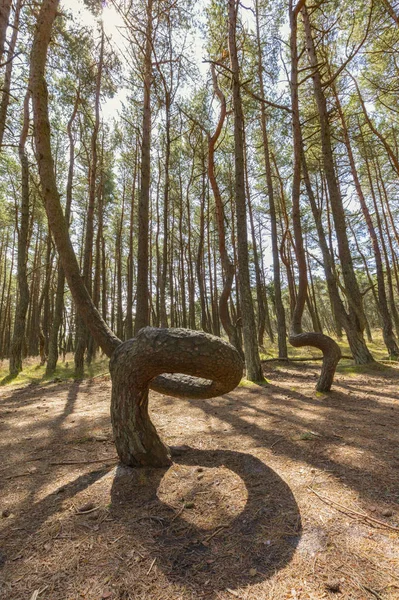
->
left=110, top=448, right=301, bottom=595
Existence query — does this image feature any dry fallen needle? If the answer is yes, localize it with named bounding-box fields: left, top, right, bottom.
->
left=308, top=487, right=399, bottom=533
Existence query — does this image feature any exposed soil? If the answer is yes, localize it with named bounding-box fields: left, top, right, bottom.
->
left=0, top=362, right=398, bottom=600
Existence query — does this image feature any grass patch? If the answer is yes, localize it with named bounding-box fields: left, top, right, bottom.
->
left=239, top=378, right=270, bottom=388
left=0, top=353, right=109, bottom=388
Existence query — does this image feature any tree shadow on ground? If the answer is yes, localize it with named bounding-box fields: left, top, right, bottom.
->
left=110, top=448, right=301, bottom=596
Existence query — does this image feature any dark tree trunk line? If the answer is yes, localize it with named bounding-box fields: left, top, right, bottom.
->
left=135, top=0, right=153, bottom=333
left=302, top=5, right=374, bottom=364
left=9, top=91, right=31, bottom=375
left=228, top=0, right=263, bottom=382
left=0, top=0, right=22, bottom=148
left=208, top=64, right=242, bottom=355
left=254, top=0, right=287, bottom=358
left=288, top=0, right=340, bottom=392
left=333, top=85, right=399, bottom=357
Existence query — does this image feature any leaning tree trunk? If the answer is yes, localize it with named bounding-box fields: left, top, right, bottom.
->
left=30, top=0, right=243, bottom=469
left=333, top=82, right=399, bottom=358
left=47, top=88, right=80, bottom=375
left=302, top=6, right=373, bottom=364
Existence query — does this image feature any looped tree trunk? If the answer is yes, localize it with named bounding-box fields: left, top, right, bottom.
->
left=110, top=327, right=243, bottom=468
left=288, top=331, right=341, bottom=392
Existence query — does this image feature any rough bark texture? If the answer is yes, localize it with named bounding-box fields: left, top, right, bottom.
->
left=110, top=328, right=243, bottom=467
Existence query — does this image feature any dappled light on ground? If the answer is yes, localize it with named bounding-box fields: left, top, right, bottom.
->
left=0, top=362, right=398, bottom=599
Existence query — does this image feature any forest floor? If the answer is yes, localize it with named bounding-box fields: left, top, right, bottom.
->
left=0, top=357, right=398, bottom=600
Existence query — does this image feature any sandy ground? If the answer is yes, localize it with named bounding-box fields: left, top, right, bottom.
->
left=0, top=362, right=398, bottom=600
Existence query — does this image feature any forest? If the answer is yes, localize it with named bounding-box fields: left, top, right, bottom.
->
left=0, top=0, right=399, bottom=599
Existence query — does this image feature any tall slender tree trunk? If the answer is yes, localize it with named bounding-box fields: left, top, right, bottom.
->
left=75, top=27, right=104, bottom=374
left=228, top=0, right=263, bottom=382
left=334, top=85, right=399, bottom=357
left=255, top=0, right=287, bottom=358
left=0, top=0, right=21, bottom=148
left=0, top=0, right=12, bottom=62
left=9, top=91, right=30, bottom=375
left=288, top=0, right=340, bottom=391
left=302, top=5, right=373, bottom=364
left=208, top=64, right=242, bottom=354
left=135, top=0, right=153, bottom=333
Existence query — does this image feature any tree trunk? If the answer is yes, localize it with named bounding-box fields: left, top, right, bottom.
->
left=46, top=89, right=79, bottom=374
left=110, top=327, right=243, bottom=467
left=334, top=84, right=399, bottom=357
left=9, top=91, right=30, bottom=375
left=228, top=0, right=263, bottom=382
left=288, top=0, right=340, bottom=392
left=0, top=0, right=21, bottom=148
left=302, top=5, right=374, bottom=364
left=255, top=0, right=287, bottom=358
left=135, top=0, right=153, bottom=333
left=208, top=64, right=242, bottom=354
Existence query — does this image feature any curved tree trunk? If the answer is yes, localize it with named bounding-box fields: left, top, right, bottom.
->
left=288, top=0, right=340, bottom=392
left=30, top=0, right=120, bottom=359
left=30, top=0, right=243, bottom=470
left=110, top=328, right=243, bottom=467
left=208, top=64, right=242, bottom=356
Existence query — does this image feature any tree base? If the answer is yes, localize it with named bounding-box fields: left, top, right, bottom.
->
left=110, top=328, right=243, bottom=467
left=289, top=331, right=341, bottom=392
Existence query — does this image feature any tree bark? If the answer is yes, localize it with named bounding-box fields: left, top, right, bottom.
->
left=110, top=327, right=243, bottom=467
left=228, top=0, right=263, bottom=382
